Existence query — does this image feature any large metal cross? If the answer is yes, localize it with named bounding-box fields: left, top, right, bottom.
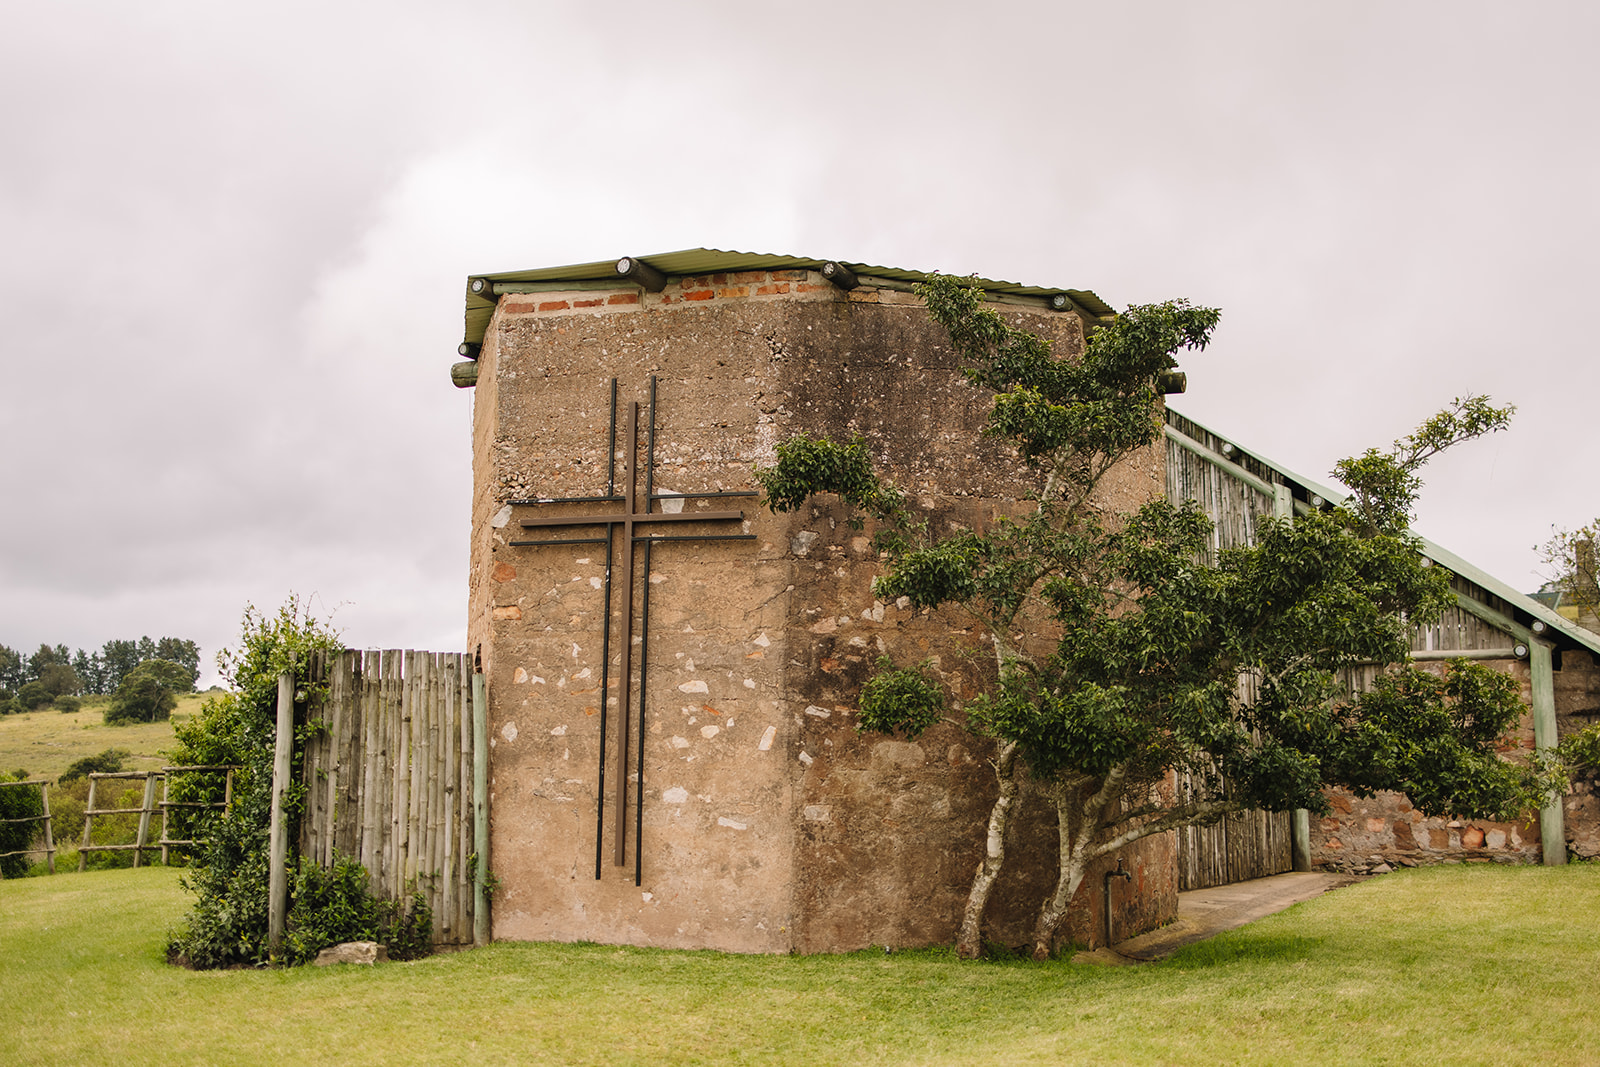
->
left=508, top=378, right=755, bottom=885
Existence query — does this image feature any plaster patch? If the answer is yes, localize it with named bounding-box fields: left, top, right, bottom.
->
left=528, top=674, right=546, bottom=685
left=671, top=736, right=691, bottom=749
left=758, top=726, right=777, bottom=750
left=803, top=805, right=831, bottom=822
left=717, top=817, right=748, bottom=830
left=550, top=725, right=567, bottom=736
left=657, top=492, right=685, bottom=514
left=803, top=705, right=831, bottom=718
left=501, top=722, right=519, bottom=743
left=798, top=751, right=814, bottom=766
left=574, top=667, right=592, bottom=680
left=590, top=577, right=602, bottom=589
left=513, top=667, right=528, bottom=683
left=701, top=725, right=720, bottom=739
left=663, top=787, right=689, bottom=804
left=743, top=678, right=756, bottom=689
left=491, top=504, right=513, bottom=528
left=679, top=680, right=709, bottom=694
left=753, top=632, right=770, bottom=648
left=791, top=530, right=819, bottom=556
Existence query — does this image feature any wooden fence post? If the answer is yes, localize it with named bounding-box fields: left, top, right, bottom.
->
left=267, top=671, right=294, bottom=957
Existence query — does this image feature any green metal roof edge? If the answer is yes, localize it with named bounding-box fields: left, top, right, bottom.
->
left=1168, top=408, right=1600, bottom=658
left=461, top=247, right=1116, bottom=348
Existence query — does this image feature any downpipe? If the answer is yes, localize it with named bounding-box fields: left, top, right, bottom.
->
left=1104, top=858, right=1133, bottom=949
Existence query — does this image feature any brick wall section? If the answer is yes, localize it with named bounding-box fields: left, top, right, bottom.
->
left=468, top=274, right=1175, bottom=953
left=1311, top=648, right=1600, bottom=871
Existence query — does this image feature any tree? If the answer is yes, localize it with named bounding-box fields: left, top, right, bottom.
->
left=757, top=275, right=1546, bottom=959
left=1538, top=519, right=1598, bottom=630
left=100, top=639, right=142, bottom=692
left=37, top=662, right=80, bottom=697
left=0, top=646, right=23, bottom=692
left=155, top=637, right=201, bottom=690
left=105, top=661, right=181, bottom=724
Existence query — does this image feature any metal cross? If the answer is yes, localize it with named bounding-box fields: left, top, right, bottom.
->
left=508, top=378, right=755, bottom=884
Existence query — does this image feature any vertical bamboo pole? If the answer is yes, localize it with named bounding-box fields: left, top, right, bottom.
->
left=394, top=651, right=412, bottom=890
left=41, top=782, right=55, bottom=874
left=324, top=649, right=345, bottom=866
left=473, top=670, right=489, bottom=946
left=133, top=773, right=158, bottom=868
left=159, top=773, right=171, bottom=865
left=429, top=652, right=445, bottom=924
left=267, top=671, right=295, bottom=957
left=301, top=650, right=321, bottom=865
left=359, top=650, right=380, bottom=877
left=440, top=653, right=457, bottom=942
left=458, top=656, right=472, bottom=939
left=79, top=776, right=97, bottom=872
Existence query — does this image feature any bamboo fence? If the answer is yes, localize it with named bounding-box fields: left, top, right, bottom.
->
left=298, top=650, right=479, bottom=946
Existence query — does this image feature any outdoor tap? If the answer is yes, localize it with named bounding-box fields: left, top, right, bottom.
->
left=1103, top=859, right=1133, bottom=949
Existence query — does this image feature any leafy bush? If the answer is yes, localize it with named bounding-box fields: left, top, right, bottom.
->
left=16, top=681, right=54, bottom=711
left=1560, top=723, right=1600, bottom=780
left=58, top=748, right=131, bottom=784
left=53, top=694, right=81, bottom=713
left=0, top=772, right=45, bottom=878
left=284, top=854, right=433, bottom=965
left=105, top=663, right=180, bottom=724
left=166, top=597, right=345, bottom=967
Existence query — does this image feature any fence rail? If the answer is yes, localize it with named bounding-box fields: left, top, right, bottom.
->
left=297, top=650, right=483, bottom=946
left=78, top=767, right=236, bottom=869
left=0, top=779, right=56, bottom=874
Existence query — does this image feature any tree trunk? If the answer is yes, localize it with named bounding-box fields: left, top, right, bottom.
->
left=1031, top=785, right=1085, bottom=959
left=955, top=740, right=1020, bottom=959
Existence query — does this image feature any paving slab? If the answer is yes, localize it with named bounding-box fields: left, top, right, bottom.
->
left=1074, top=871, right=1359, bottom=965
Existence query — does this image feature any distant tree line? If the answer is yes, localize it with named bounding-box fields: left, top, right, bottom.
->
left=0, top=637, right=200, bottom=716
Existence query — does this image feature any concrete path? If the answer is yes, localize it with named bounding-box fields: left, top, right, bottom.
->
left=1074, top=870, right=1357, bottom=965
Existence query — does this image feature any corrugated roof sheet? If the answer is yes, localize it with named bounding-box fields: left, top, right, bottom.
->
left=1169, top=409, right=1600, bottom=657
left=461, top=247, right=1116, bottom=350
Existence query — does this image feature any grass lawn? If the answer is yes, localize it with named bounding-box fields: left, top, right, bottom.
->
left=2, top=864, right=1597, bottom=1066
left=0, top=692, right=211, bottom=781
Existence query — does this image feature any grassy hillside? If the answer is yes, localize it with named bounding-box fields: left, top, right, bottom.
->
left=3, top=864, right=1600, bottom=1065
left=0, top=692, right=213, bottom=781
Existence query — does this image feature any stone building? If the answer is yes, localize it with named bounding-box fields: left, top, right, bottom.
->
left=1165, top=410, right=1600, bottom=869
left=454, top=249, right=1176, bottom=953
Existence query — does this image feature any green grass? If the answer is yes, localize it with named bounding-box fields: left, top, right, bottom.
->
left=0, top=692, right=211, bottom=780
left=3, top=864, right=1598, bottom=1065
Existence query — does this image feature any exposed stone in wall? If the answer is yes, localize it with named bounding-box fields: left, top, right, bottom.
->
left=1312, top=649, right=1600, bottom=870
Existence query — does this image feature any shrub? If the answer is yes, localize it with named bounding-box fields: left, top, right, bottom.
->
left=283, top=854, right=433, bottom=965
left=53, top=694, right=81, bottom=713
left=16, top=682, right=54, bottom=711
left=0, top=772, right=45, bottom=878
left=106, top=665, right=178, bottom=724
left=59, top=748, right=131, bottom=784
left=166, top=596, right=343, bottom=967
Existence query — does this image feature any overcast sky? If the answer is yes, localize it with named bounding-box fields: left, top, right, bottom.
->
left=3, top=2, right=1595, bottom=686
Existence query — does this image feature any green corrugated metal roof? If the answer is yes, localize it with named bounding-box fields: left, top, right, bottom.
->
left=1169, top=409, right=1600, bottom=657
left=461, top=247, right=1116, bottom=350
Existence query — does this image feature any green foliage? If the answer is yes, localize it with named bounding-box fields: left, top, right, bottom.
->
left=283, top=853, right=433, bottom=965
left=59, top=747, right=131, bottom=784
left=16, top=681, right=54, bottom=711
left=756, top=434, right=906, bottom=528
left=105, top=662, right=180, bottom=724
left=1538, top=518, right=1599, bottom=621
left=1558, top=722, right=1600, bottom=778
left=52, top=694, right=81, bottom=713
left=858, top=658, right=945, bottom=739
left=0, top=772, right=45, bottom=878
left=1333, top=395, right=1513, bottom=533
left=36, top=662, right=80, bottom=697
left=165, top=596, right=349, bottom=968
left=759, top=275, right=1540, bottom=954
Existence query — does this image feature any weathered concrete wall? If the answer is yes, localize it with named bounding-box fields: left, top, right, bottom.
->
left=469, top=269, right=1174, bottom=953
